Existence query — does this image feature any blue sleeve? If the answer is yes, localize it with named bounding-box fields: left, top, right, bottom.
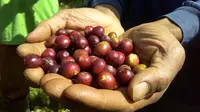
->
left=87, top=0, right=124, bottom=17
left=164, top=1, right=200, bottom=46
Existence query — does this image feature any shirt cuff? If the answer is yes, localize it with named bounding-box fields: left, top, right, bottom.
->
left=87, top=0, right=123, bottom=18
left=164, top=3, right=200, bottom=46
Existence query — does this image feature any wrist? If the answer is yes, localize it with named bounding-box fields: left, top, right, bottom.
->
left=156, top=18, right=183, bottom=42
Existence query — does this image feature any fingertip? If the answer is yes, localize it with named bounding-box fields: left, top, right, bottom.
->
left=128, top=82, right=150, bottom=102
left=63, top=84, right=98, bottom=100
left=128, top=67, right=169, bottom=101
left=128, top=68, right=153, bottom=101
left=26, top=32, right=36, bottom=43
left=16, top=44, right=30, bottom=57
left=26, top=30, right=51, bottom=43
left=24, top=67, right=44, bottom=87
left=43, top=78, right=72, bottom=99
left=63, top=84, right=102, bottom=107
left=26, top=21, right=52, bottom=43
left=16, top=42, right=46, bottom=57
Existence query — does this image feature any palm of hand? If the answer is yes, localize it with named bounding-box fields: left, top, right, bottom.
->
left=17, top=8, right=185, bottom=112
left=59, top=23, right=185, bottom=112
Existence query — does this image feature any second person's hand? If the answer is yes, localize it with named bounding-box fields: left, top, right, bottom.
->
left=56, top=18, right=185, bottom=112
left=25, top=5, right=124, bottom=43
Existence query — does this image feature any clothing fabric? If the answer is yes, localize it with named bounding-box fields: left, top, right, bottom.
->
left=0, top=0, right=59, bottom=45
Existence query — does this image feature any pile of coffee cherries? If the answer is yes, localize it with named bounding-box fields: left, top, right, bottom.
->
left=24, top=26, right=147, bottom=90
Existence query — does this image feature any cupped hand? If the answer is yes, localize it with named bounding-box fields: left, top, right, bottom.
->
left=17, top=6, right=124, bottom=86
left=53, top=18, right=185, bottom=112
left=16, top=6, right=124, bottom=111
left=17, top=7, right=185, bottom=111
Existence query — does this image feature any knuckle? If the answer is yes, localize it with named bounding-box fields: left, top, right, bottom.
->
left=157, top=74, right=168, bottom=92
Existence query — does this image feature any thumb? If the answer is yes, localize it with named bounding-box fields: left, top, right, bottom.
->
left=128, top=66, right=169, bottom=102
left=128, top=46, right=185, bottom=102
left=119, top=25, right=185, bottom=102
left=17, top=42, right=46, bottom=57
left=26, top=14, right=67, bottom=43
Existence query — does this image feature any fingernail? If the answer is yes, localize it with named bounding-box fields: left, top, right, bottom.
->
left=132, top=82, right=150, bottom=101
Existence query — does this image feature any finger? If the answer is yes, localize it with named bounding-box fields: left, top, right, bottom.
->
left=63, top=84, right=165, bottom=112
left=26, top=8, right=124, bottom=43
left=63, top=84, right=167, bottom=112
left=16, top=42, right=46, bottom=57
left=128, top=66, right=168, bottom=102
left=40, top=73, right=72, bottom=99
left=40, top=73, right=70, bottom=86
left=119, top=26, right=185, bottom=102
left=24, top=67, right=44, bottom=87
left=42, top=78, right=72, bottom=100
left=26, top=9, right=88, bottom=43
left=63, top=84, right=134, bottom=111
left=26, top=13, right=68, bottom=43
left=128, top=46, right=185, bottom=102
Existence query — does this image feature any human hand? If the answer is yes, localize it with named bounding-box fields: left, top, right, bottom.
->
left=16, top=6, right=124, bottom=111
left=25, top=6, right=124, bottom=43
left=17, top=6, right=185, bottom=111
left=52, top=18, right=185, bottom=112
left=17, top=5, right=124, bottom=85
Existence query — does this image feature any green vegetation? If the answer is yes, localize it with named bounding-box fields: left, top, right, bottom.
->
left=59, top=0, right=85, bottom=9
left=26, top=87, right=70, bottom=112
